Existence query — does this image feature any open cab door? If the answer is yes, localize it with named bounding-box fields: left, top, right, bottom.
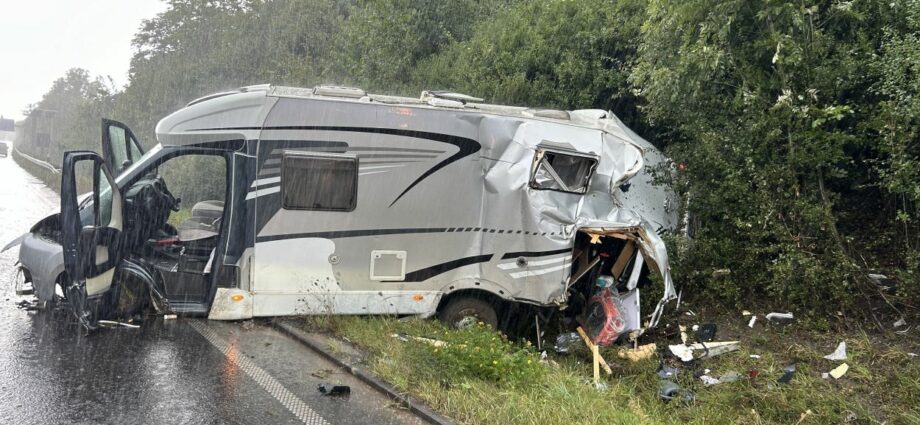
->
left=101, top=119, right=144, bottom=176
left=60, top=151, right=124, bottom=329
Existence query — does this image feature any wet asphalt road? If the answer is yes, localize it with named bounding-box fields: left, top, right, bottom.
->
left=0, top=155, right=423, bottom=424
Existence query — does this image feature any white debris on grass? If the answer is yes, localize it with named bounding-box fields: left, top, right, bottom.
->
left=893, top=318, right=906, bottom=328
left=748, top=316, right=757, bottom=328
left=765, top=312, right=794, bottom=321
left=824, top=341, right=847, bottom=361
left=829, top=363, right=849, bottom=379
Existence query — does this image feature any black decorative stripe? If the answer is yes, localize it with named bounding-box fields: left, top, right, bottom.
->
left=188, top=126, right=481, bottom=207
left=500, top=247, right=571, bottom=260
left=403, top=254, right=494, bottom=282
left=256, top=228, right=448, bottom=243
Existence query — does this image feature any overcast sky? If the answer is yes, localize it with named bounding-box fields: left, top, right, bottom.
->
left=0, top=0, right=168, bottom=121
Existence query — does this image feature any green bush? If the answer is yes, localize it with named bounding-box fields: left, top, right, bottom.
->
left=418, top=322, right=544, bottom=388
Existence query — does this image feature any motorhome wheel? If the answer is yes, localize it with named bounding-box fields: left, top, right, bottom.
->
left=439, top=296, right=498, bottom=330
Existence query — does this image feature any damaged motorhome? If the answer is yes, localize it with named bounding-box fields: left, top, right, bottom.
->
left=7, top=84, right=680, bottom=336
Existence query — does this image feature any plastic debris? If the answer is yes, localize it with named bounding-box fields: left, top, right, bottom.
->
left=669, top=341, right=740, bottom=362
left=720, top=371, right=741, bottom=383
left=824, top=341, right=847, bottom=361
left=748, top=316, right=757, bottom=328
left=750, top=354, right=761, bottom=359
left=742, top=310, right=752, bottom=316
left=164, top=314, right=177, bottom=320
left=659, top=380, right=693, bottom=403
left=391, top=333, right=447, bottom=348
left=618, top=343, right=657, bottom=362
left=697, top=324, right=717, bottom=342
left=712, top=268, right=731, bottom=277
left=893, top=318, right=906, bottom=328
left=829, top=363, right=849, bottom=379
left=657, top=364, right=680, bottom=379
left=778, top=363, right=796, bottom=384
left=765, top=312, right=794, bottom=321
left=700, top=375, right=720, bottom=386
left=317, top=384, right=350, bottom=396
left=909, top=353, right=918, bottom=358
left=797, top=410, right=814, bottom=424
left=669, top=344, right=694, bottom=362
left=554, top=332, right=581, bottom=353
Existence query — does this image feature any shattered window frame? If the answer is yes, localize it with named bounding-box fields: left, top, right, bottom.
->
left=280, top=151, right=358, bottom=212
left=529, top=148, right=598, bottom=194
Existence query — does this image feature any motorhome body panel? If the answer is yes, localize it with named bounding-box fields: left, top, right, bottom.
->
left=152, top=86, right=679, bottom=324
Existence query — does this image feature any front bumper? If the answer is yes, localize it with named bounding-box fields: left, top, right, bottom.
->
left=18, top=233, right=65, bottom=302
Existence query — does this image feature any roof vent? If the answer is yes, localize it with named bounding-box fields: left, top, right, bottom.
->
left=420, top=90, right=484, bottom=104
left=313, top=85, right=367, bottom=99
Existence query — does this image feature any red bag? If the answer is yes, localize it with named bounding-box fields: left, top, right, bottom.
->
left=580, top=288, right=626, bottom=346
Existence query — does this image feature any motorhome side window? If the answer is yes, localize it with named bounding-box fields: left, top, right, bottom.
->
left=281, top=153, right=358, bottom=211
left=530, top=149, right=597, bottom=194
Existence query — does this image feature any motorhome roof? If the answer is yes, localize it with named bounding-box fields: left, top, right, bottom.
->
left=185, top=84, right=614, bottom=129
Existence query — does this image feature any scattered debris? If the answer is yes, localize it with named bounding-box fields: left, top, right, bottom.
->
left=699, top=374, right=721, bottom=386
left=748, top=316, right=757, bottom=328
left=893, top=318, right=906, bottom=328
left=311, top=369, right=333, bottom=379
left=720, top=370, right=741, bottom=383
left=824, top=341, right=847, bottom=361
left=669, top=341, right=740, bottom=362
left=697, top=324, right=717, bottom=342
left=659, top=380, right=693, bottom=403
left=657, top=364, right=680, bottom=379
left=829, top=363, right=849, bottom=379
left=576, top=326, right=613, bottom=384
left=553, top=332, right=581, bottom=353
left=843, top=410, right=857, bottom=423
left=317, top=384, right=350, bottom=396
left=742, top=310, right=752, bottom=316
left=750, top=355, right=761, bottom=359
left=241, top=320, right=255, bottom=331
left=163, top=314, right=177, bottom=320
left=748, top=369, right=759, bottom=378
left=778, top=363, right=796, bottom=384
left=684, top=310, right=697, bottom=317
left=97, top=320, right=140, bottom=329
left=765, top=312, right=794, bottom=321
left=618, top=343, right=657, bottom=362
left=390, top=333, right=447, bottom=348
left=909, top=353, right=918, bottom=358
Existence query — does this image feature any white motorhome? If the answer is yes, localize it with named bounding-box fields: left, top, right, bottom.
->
left=10, top=85, right=679, bottom=334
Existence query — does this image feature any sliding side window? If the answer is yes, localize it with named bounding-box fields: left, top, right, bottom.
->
left=281, top=152, right=358, bottom=211
left=530, top=148, right=598, bottom=194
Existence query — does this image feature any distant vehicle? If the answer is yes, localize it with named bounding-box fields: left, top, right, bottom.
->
left=0, top=142, right=7, bottom=157
left=6, top=84, right=680, bottom=336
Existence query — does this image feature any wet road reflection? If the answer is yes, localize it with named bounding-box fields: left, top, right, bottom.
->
left=0, top=156, right=420, bottom=424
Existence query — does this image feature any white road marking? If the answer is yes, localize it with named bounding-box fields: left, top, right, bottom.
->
left=189, top=321, right=330, bottom=425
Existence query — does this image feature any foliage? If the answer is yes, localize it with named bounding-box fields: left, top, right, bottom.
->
left=416, top=321, right=544, bottom=387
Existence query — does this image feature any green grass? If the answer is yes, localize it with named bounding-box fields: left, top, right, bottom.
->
left=297, top=315, right=920, bottom=425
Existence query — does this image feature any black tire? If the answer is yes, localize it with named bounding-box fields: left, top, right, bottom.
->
left=438, top=296, right=499, bottom=330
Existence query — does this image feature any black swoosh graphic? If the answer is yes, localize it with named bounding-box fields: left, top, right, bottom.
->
left=188, top=126, right=481, bottom=207
left=403, top=254, right=494, bottom=282
left=500, top=248, right=572, bottom=260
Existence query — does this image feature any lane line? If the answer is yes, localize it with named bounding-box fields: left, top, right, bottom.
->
left=188, top=321, right=330, bottom=425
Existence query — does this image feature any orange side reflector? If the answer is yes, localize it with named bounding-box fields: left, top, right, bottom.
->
left=412, top=294, right=424, bottom=301
left=231, top=294, right=245, bottom=302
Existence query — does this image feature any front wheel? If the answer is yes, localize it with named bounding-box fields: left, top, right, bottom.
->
left=438, top=296, right=498, bottom=330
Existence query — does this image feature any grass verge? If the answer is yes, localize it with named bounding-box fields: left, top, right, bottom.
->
left=296, top=313, right=919, bottom=425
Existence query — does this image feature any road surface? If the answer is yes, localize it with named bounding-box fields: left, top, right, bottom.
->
left=0, top=155, right=423, bottom=424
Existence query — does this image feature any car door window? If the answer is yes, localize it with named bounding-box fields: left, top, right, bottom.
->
left=108, top=126, right=129, bottom=170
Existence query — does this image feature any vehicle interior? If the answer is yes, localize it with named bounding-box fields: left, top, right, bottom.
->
left=121, top=153, right=228, bottom=307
